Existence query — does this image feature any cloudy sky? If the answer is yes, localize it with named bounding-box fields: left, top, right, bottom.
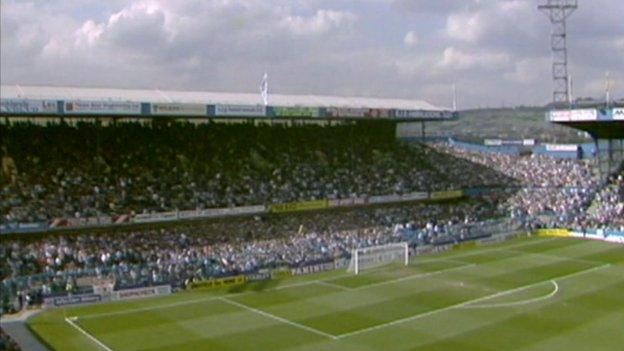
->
left=1, top=0, right=622, bottom=108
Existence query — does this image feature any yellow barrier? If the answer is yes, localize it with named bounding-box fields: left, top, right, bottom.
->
left=188, top=275, right=247, bottom=290
left=535, top=229, right=570, bottom=237
left=430, top=190, right=464, bottom=200
left=269, top=200, right=328, bottom=213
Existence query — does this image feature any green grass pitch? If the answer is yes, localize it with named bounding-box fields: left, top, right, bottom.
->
left=28, top=236, right=624, bottom=350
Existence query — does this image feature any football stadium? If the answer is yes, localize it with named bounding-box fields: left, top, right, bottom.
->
left=0, top=1, right=623, bottom=351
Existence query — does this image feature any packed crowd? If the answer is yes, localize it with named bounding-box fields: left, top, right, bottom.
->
left=574, top=171, right=624, bottom=230
left=1, top=121, right=510, bottom=225
left=1, top=197, right=505, bottom=312
left=430, top=143, right=624, bottom=229
left=1, top=120, right=620, bottom=318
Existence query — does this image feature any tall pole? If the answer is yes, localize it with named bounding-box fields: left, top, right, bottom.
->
left=605, top=71, right=611, bottom=109
left=452, top=83, right=457, bottom=112
left=538, top=0, right=577, bottom=106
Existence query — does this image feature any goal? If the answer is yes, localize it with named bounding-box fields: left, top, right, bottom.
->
left=347, top=242, right=409, bottom=275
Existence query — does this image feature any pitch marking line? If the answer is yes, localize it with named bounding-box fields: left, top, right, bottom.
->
left=349, top=263, right=476, bottom=291
left=218, top=297, right=338, bottom=340
left=462, top=280, right=559, bottom=309
left=335, top=263, right=610, bottom=339
left=65, top=317, right=114, bottom=351
left=80, top=258, right=469, bottom=320
left=315, top=280, right=352, bottom=291
left=77, top=238, right=557, bottom=320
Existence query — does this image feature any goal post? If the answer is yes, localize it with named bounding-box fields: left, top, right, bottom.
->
left=347, top=242, right=409, bottom=275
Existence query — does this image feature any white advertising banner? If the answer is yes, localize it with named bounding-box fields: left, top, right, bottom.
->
left=569, top=109, right=597, bottom=121
left=113, top=285, right=172, bottom=301
left=64, top=100, right=141, bottom=114
left=1, top=99, right=57, bottom=114
left=613, top=108, right=624, bottom=120
left=484, top=139, right=503, bottom=146
left=549, top=110, right=571, bottom=122
left=215, top=104, right=266, bottom=117
left=151, top=103, right=206, bottom=116
left=545, top=144, right=579, bottom=152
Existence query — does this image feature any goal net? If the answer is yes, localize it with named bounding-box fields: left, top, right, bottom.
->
left=347, top=242, right=409, bottom=275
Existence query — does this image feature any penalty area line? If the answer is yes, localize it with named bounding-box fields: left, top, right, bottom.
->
left=335, top=263, right=610, bottom=339
left=461, top=280, right=559, bottom=309
left=65, top=317, right=114, bottom=351
left=218, top=297, right=338, bottom=340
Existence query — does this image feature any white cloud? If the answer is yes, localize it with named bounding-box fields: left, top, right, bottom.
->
left=504, top=57, right=550, bottom=84
left=446, top=11, right=484, bottom=43
left=1, top=0, right=622, bottom=108
left=403, top=31, right=418, bottom=47
left=439, top=47, right=510, bottom=71
left=281, top=9, right=356, bottom=36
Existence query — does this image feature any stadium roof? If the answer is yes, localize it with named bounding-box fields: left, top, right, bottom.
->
left=0, top=85, right=446, bottom=111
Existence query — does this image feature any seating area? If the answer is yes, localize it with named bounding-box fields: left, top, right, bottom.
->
left=1, top=121, right=510, bottom=225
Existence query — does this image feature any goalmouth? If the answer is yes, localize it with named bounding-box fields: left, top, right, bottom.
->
left=347, top=242, right=409, bottom=275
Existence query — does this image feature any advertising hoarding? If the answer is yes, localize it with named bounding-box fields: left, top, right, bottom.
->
left=545, top=144, right=579, bottom=152
left=271, top=106, right=320, bottom=117
left=0, top=99, right=57, bottom=114
left=214, top=104, right=266, bottom=117
left=113, top=285, right=171, bottom=300
left=430, top=190, right=464, bottom=200
left=549, top=110, right=571, bottom=122
left=569, top=109, right=597, bottom=121
left=613, top=108, right=624, bottom=120
left=394, top=110, right=453, bottom=119
left=44, top=294, right=102, bottom=307
left=151, top=103, right=206, bottom=116
left=188, top=275, right=247, bottom=289
left=484, top=139, right=503, bottom=146
left=64, top=100, right=141, bottom=114
left=368, top=194, right=401, bottom=204
left=269, top=200, right=328, bottom=213
left=326, top=107, right=367, bottom=118
left=328, top=198, right=367, bottom=208
left=400, top=192, right=428, bottom=201
left=365, top=109, right=391, bottom=118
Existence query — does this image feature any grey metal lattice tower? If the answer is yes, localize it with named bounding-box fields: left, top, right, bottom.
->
left=538, top=0, right=577, bottom=105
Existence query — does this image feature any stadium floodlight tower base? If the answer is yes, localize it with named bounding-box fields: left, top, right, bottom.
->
left=348, top=242, right=409, bottom=275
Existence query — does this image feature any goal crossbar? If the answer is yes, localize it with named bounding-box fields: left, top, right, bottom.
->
left=348, top=242, right=409, bottom=275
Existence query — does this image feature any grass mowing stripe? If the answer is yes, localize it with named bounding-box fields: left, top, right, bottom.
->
left=78, top=239, right=539, bottom=320
left=80, top=258, right=469, bottom=320
left=78, top=296, right=224, bottom=320
left=217, top=297, right=338, bottom=340
left=335, top=263, right=611, bottom=339
left=349, top=263, right=476, bottom=291
left=504, top=249, right=604, bottom=266
left=65, top=317, right=113, bottom=351
left=314, top=280, right=352, bottom=291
